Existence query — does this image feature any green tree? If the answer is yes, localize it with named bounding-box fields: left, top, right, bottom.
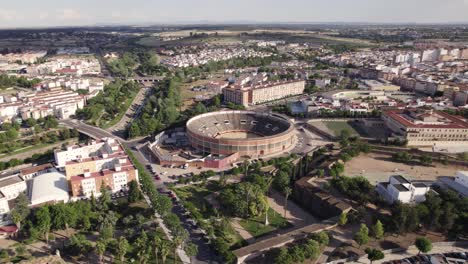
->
left=457, top=152, right=468, bottom=161
left=365, top=248, right=385, bottom=264
left=317, top=169, right=325, bottom=178
left=354, top=224, right=370, bottom=248
left=25, top=118, right=37, bottom=127
left=96, top=240, right=106, bottom=264
left=0, top=249, right=9, bottom=261
left=117, top=236, right=129, bottom=263
left=338, top=212, right=348, bottom=226
left=275, top=247, right=293, bottom=264
left=415, top=237, right=432, bottom=255
left=185, top=242, right=198, bottom=257
left=283, top=187, right=292, bottom=219
left=304, top=239, right=320, bottom=260
left=128, top=180, right=142, bottom=203
left=15, top=244, right=26, bottom=257
left=313, top=231, right=330, bottom=246
left=159, top=240, right=171, bottom=264
left=392, top=152, right=413, bottom=163
left=136, top=231, right=150, bottom=264
left=99, top=185, right=112, bottom=211
left=194, top=102, right=207, bottom=114
left=35, top=206, right=52, bottom=245
left=10, top=193, right=30, bottom=231
left=153, top=235, right=162, bottom=264
left=419, top=154, right=433, bottom=166
left=372, top=220, right=384, bottom=240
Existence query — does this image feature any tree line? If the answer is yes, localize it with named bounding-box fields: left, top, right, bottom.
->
left=75, top=80, right=140, bottom=127
left=0, top=74, right=41, bottom=89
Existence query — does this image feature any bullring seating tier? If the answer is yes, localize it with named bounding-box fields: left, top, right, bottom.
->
left=187, top=111, right=291, bottom=138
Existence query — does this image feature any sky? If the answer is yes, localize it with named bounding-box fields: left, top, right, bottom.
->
left=2, top=0, right=468, bottom=28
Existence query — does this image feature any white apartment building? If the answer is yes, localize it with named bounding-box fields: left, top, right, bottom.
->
left=422, top=49, right=440, bottom=62
left=54, top=138, right=118, bottom=167
left=376, top=175, right=431, bottom=204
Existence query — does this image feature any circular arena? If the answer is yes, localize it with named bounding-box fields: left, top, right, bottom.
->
left=186, top=110, right=295, bottom=157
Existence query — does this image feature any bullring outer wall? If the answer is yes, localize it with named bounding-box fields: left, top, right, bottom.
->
left=186, top=110, right=296, bottom=157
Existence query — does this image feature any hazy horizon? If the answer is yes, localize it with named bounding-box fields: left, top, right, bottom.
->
left=1, top=0, right=468, bottom=28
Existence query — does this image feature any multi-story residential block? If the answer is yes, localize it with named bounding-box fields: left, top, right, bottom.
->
left=19, top=88, right=85, bottom=120
left=376, top=175, right=431, bottom=204
left=382, top=109, right=468, bottom=147
left=223, top=80, right=305, bottom=107
left=55, top=138, right=139, bottom=198
left=0, top=88, right=85, bottom=122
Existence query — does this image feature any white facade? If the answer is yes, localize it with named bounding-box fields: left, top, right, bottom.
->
left=0, top=175, right=27, bottom=201
left=376, top=175, right=431, bottom=204
left=54, top=140, right=106, bottom=167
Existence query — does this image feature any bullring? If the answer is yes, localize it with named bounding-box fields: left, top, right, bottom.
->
left=186, top=110, right=296, bottom=157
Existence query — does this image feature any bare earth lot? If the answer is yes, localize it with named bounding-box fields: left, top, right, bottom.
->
left=344, top=153, right=463, bottom=185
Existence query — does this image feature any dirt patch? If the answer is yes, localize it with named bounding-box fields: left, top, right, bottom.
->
left=344, top=153, right=463, bottom=185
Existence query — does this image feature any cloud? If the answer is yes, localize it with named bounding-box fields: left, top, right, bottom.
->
left=38, top=12, right=49, bottom=20
left=0, top=9, right=18, bottom=21
left=58, top=9, right=81, bottom=20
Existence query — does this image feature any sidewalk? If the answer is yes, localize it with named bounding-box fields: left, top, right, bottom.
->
left=231, top=218, right=255, bottom=244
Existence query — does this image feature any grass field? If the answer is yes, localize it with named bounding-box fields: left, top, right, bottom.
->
left=238, top=208, right=290, bottom=238
left=324, top=121, right=360, bottom=137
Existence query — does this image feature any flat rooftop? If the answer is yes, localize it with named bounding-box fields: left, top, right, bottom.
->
left=0, top=175, right=24, bottom=189
left=384, top=109, right=468, bottom=129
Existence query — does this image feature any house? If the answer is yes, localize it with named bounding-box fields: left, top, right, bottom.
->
left=376, top=175, right=431, bottom=204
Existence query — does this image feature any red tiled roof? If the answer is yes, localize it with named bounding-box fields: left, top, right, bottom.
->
left=0, top=226, right=18, bottom=233
left=384, top=109, right=468, bottom=129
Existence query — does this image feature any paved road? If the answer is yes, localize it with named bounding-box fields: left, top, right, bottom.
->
left=347, top=244, right=468, bottom=264
left=107, top=87, right=151, bottom=137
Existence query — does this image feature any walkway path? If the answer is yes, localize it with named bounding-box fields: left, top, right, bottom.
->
left=268, top=189, right=318, bottom=227
left=231, top=218, right=255, bottom=243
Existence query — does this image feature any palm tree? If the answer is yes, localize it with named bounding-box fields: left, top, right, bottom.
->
left=283, top=187, right=292, bottom=219
left=159, top=240, right=171, bottom=264
left=243, top=160, right=249, bottom=176
left=172, top=230, right=188, bottom=264
left=136, top=233, right=149, bottom=264
left=96, top=240, right=106, bottom=264
left=153, top=235, right=161, bottom=264
left=117, top=236, right=129, bottom=264
left=264, top=176, right=274, bottom=226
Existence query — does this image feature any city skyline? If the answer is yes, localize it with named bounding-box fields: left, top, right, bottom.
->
left=2, top=0, right=468, bottom=28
